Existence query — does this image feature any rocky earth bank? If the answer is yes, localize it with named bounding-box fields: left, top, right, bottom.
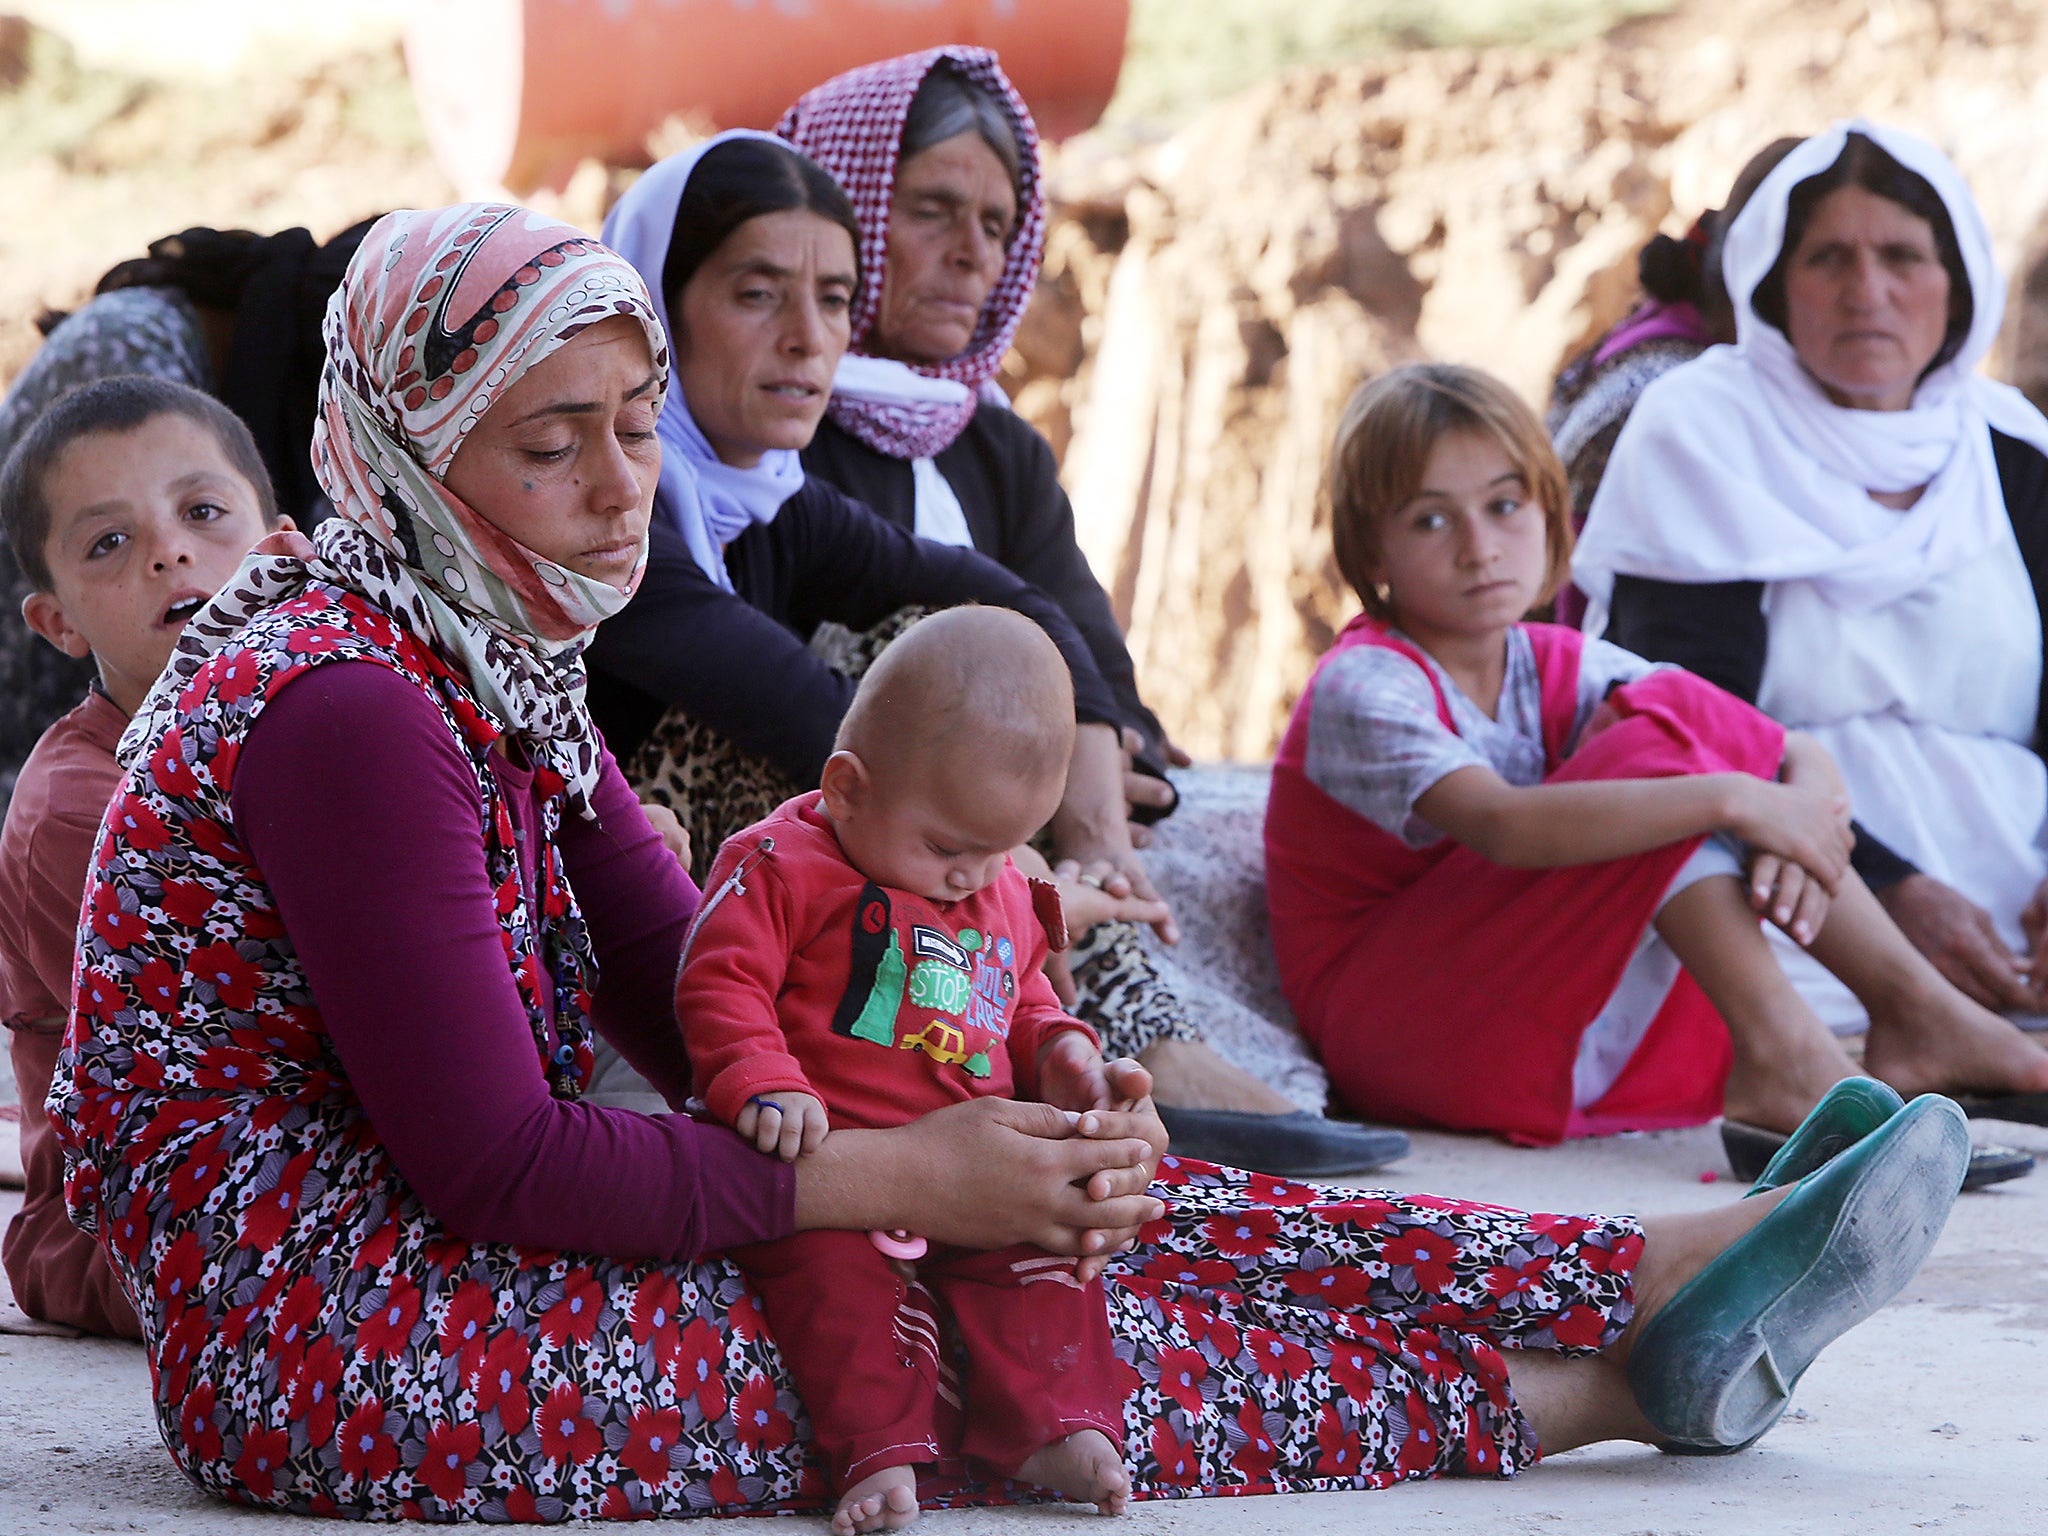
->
left=7, top=1, right=2048, bottom=759
left=1008, top=0, right=2048, bottom=757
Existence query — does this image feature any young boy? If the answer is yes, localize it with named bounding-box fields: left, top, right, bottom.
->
left=677, top=606, right=1131, bottom=1534
left=0, top=375, right=286, bottom=1336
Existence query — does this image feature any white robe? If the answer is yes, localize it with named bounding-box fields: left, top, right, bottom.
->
left=1758, top=521, right=2048, bottom=1029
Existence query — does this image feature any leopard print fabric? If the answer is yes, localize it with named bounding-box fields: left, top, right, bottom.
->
left=627, top=718, right=794, bottom=889
left=624, top=607, right=1198, bottom=1060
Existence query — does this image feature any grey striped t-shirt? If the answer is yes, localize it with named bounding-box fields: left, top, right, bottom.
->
left=1303, top=628, right=1660, bottom=848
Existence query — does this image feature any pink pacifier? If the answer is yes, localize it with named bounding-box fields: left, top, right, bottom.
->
left=869, top=1229, right=928, bottom=1260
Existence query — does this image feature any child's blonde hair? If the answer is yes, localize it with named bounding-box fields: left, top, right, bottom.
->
left=1327, top=362, right=1572, bottom=621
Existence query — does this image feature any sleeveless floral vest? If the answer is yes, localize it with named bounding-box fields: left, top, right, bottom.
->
left=51, top=582, right=597, bottom=1364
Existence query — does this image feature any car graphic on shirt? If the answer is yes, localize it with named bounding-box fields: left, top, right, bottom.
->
left=900, top=1020, right=992, bottom=1078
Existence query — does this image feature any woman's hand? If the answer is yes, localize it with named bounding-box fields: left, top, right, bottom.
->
left=1121, top=726, right=1184, bottom=847
left=1050, top=722, right=1178, bottom=944
left=638, top=800, right=692, bottom=870
left=793, top=1097, right=1163, bottom=1257
left=2021, top=876, right=2048, bottom=1010
left=1008, top=845, right=1172, bottom=1004
left=1885, top=872, right=2034, bottom=1011
left=1071, top=1056, right=1167, bottom=1280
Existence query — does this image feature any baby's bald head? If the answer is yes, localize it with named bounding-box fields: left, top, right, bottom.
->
left=822, top=608, right=1076, bottom=901
left=836, top=606, right=1075, bottom=794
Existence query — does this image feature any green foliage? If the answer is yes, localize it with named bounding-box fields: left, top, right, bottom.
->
left=1107, top=0, right=1677, bottom=126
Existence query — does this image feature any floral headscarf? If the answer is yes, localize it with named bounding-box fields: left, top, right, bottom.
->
left=121, top=203, right=669, bottom=815
left=777, top=47, right=1046, bottom=462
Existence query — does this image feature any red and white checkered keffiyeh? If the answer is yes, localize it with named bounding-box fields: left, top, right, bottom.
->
left=778, top=47, right=1046, bottom=462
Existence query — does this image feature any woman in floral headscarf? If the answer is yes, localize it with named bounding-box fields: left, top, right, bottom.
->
left=48, top=200, right=1910, bottom=1520
left=780, top=49, right=1385, bottom=1176
left=45, top=201, right=1160, bottom=1514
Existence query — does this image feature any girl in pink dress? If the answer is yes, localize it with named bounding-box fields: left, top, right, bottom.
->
left=1267, top=362, right=2029, bottom=1148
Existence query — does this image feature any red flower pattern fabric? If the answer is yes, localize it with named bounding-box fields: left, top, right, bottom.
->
left=51, top=582, right=1644, bottom=1517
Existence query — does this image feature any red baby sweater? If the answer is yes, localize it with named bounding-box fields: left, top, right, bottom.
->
left=678, top=792, right=1095, bottom=1128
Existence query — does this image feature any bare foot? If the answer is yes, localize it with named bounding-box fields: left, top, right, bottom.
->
left=831, top=1465, right=918, bottom=1535
left=1140, top=1038, right=1296, bottom=1114
left=1617, top=1186, right=1794, bottom=1365
left=1721, top=1032, right=1861, bottom=1135
left=1862, top=980, right=2048, bottom=1102
left=1016, top=1429, right=1130, bottom=1514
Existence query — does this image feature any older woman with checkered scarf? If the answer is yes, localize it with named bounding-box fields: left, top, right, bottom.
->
left=777, top=49, right=1403, bottom=1177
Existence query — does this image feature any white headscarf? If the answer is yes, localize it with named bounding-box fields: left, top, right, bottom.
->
left=1573, top=119, right=2048, bottom=634
left=602, top=130, right=809, bottom=590
left=829, top=354, right=988, bottom=547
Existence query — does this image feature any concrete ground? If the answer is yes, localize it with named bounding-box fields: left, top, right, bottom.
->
left=3, top=1117, right=2047, bottom=1534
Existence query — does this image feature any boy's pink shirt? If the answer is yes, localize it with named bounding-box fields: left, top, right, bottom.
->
left=1, top=687, right=143, bottom=1339
left=0, top=690, right=127, bottom=1030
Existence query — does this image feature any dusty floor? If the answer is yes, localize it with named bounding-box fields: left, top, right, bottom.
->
left=4, top=1117, right=2046, bottom=1534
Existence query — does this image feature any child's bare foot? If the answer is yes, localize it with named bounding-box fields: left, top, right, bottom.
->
left=831, top=1465, right=918, bottom=1535
left=1016, top=1429, right=1130, bottom=1514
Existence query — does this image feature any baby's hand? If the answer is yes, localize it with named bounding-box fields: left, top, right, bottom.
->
left=737, top=1092, right=828, bottom=1161
left=1038, top=1030, right=1114, bottom=1114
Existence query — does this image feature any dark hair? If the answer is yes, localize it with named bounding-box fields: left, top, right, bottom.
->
left=1699, top=136, right=1804, bottom=326
left=662, top=138, right=863, bottom=311
left=1633, top=138, right=1805, bottom=325
left=0, top=375, right=279, bottom=593
left=1636, top=222, right=1710, bottom=308
left=899, top=61, right=1023, bottom=200
left=1750, top=131, right=1972, bottom=374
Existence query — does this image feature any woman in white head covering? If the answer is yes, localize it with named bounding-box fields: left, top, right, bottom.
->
left=1575, top=122, right=2048, bottom=1114
left=592, top=128, right=1402, bottom=1177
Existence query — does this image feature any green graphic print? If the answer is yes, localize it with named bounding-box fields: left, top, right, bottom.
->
left=849, top=931, right=908, bottom=1045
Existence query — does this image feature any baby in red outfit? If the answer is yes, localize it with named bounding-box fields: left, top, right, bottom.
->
left=677, top=607, right=1132, bottom=1533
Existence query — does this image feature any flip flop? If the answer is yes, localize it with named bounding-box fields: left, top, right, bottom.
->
left=1950, top=1090, right=2048, bottom=1126
left=1723, top=1080, right=2031, bottom=1193
left=1726, top=1077, right=1902, bottom=1196
left=1630, top=1094, right=1970, bottom=1454
left=1155, top=1106, right=1410, bottom=1179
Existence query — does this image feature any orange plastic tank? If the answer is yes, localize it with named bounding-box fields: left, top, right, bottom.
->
left=405, top=0, right=1130, bottom=196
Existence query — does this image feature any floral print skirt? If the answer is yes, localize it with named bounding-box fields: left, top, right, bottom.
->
left=147, top=1157, right=1637, bottom=1519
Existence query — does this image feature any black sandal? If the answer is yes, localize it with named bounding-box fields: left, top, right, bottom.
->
left=1155, top=1106, right=1409, bottom=1179
left=1951, top=1090, right=2048, bottom=1126
left=1721, top=1117, right=2034, bottom=1192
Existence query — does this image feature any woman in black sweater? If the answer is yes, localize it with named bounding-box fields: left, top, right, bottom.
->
left=776, top=50, right=1406, bottom=1174
left=588, top=132, right=1122, bottom=870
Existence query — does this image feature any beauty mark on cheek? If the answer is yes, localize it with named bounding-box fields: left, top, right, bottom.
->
left=522, top=480, right=536, bottom=493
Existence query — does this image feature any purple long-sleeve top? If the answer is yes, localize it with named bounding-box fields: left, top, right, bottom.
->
left=230, top=660, right=796, bottom=1263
